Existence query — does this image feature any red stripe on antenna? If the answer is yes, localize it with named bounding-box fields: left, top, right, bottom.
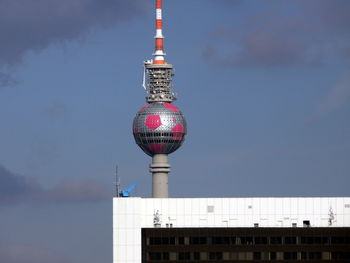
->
left=156, top=19, right=162, bottom=30
left=156, top=39, right=163, bottom=50
left=154, top=60, right=165, bottom=64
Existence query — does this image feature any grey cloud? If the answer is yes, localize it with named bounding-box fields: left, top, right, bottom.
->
left=203, top=0, right=350, bottom=67
left=0, top=244, right=72, bottom=263
left=303, top=0, right=350, bottom=30
left=0, top=72, right=19, bottom=88
left=227, top=30, right=309, bottom=67
left=0, top=0, right=145, bottom=86
left=0, top=165, right=41, bottom=205
left=0, top=164, right=109, bottom=205
left=39, top=180, right=109, bottom=203
left=0, top=0, right=145, bottom=66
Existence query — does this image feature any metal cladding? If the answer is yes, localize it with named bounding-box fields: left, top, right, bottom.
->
left=133, top=102, right=186, bottom=156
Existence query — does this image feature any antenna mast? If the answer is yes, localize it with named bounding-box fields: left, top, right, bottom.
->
left=115, top=165, right=120, bottom=197
left=154, top=0, right=165, bottom=64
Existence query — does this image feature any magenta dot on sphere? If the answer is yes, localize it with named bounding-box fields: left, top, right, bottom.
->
left=145, top=115, right=162, bottom=130
left=172, top=123, right=184, bottom=140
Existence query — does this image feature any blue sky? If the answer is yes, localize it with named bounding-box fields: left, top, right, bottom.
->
left=0, top=0, right=349, bottom=262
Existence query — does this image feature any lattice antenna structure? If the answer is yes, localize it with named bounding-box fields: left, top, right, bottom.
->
left=144, top=62, right=176, bottom=103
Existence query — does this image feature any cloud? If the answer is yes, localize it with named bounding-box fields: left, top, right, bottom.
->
left=203, top=0, right=350, bottom=67
left=0, top=244, right=72, bottom=263
left=0, top=164, right=109, bottom=205
left=0, top=165, right=41, bottom=205
left=0, top=72, right=19, bottom=88
left=0, top=0, right=145, bottom=86
left=39, top=180, right=109, bottom=203
left=0, top=0, right=144, bottom=67
left=309, top=72, right=350, bottom=121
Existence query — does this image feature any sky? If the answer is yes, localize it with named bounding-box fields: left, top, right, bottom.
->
left=0, top=0, right=349, bottom=262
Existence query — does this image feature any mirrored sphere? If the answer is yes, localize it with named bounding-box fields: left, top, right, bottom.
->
left=133, top=102, right=187, bottom=156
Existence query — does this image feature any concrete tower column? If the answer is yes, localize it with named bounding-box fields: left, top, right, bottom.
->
left=150, top=154, right=170, bottom=198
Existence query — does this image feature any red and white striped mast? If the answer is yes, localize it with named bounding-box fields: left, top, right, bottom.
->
left=154, top=0, right=165, bottom=64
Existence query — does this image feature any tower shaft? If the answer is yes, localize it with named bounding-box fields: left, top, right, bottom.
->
left=150, top=154, right=170, bottom=198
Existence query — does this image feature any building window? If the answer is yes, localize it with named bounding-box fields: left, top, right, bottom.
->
left=309, top=251, right=322, bottom=260
left=285, top=236, right=297, bottom=244
left=284, top=252, right=297, bottom=260
left=270, top=236, right=282, bottom=244
left=178, top=237, right=185, bottom=245
left=239, top=236, right=253, bottom=245
left=169, top=252, right=177, bottom=261
left=209, top=252, right=223, bottom=260
left=272, top=252, right=284, bottom=260
left=149, top=236, right=175, bottom=245
left=254, top=236, right=268, bottom=244
left=212, top=236, right=230, bottom=245
left=190, top=237, right=207, bottom=245
left=301, top=236, right=328, bottom=245
left=331, top=236, right=350, bottom=244
left=238, top=252, right=253, bottom=260
left=200, top=252, right=208, bottom=260
left=322, top=252, right=331, bottom=260
left=162, top=252, right=169, bottom=260
left=331, top=251, right=350, bottom=260
left=179, top=252, right=190, bottom=260
left=193, top=252, right=200, bottom=260
left=253, top=252, right=261, bottom=260
left=149, top=252, right=161, bottom=260
left=149, top=237, right=162, bottom=245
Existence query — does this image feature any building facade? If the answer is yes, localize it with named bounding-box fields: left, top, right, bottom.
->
left=113, top=197, right=350, bottom=263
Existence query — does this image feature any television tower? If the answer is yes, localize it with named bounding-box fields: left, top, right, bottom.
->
left=133, top=0, right=187, bottom=198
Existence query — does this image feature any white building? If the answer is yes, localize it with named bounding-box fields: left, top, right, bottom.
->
left=113, top=197, right=350, bottom=263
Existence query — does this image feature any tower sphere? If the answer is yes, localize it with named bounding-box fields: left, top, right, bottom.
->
left=133, top=102, right=187, bottom=156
